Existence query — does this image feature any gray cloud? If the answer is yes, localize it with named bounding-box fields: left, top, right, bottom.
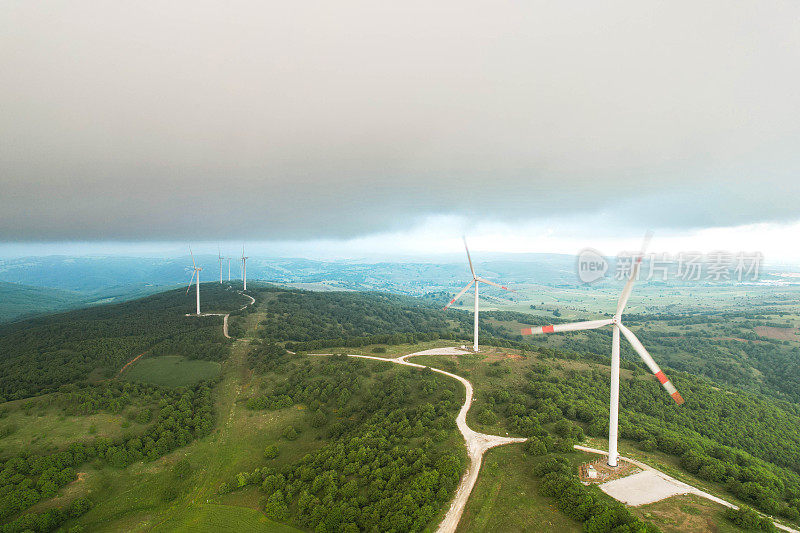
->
left=2, top=1, right=800, bottom=240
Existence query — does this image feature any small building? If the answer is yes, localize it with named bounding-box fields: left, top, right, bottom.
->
left=586, top=465, right=598, bottom=479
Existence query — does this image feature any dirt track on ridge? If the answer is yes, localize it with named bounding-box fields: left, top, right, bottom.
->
left=120, top=290, right=255, bottom=373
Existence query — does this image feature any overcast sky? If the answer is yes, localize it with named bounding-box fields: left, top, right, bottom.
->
left=2, top=2, right=800, bottom=258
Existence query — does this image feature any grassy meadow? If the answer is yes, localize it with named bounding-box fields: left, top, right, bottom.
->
left=123, top=355, right=222, bottom=387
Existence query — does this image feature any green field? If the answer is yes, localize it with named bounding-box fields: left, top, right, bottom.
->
left=632, top=494, right=745, bottom=533
left=63, top=337, right=295, bottom=531
left=153, top=503, right=301, bottom=532
left=123, top=355, right=221, bottom=387
left=0, top=403, right=148, bottom=457
left=457, top=445, right=583, bottom=532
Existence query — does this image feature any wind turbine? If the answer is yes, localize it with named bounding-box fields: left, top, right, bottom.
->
left=227, top=256, right=231, bottom=282
left=444, top=238, right=512, bottom=352
left=520, top=233, right=683, bottom=467
left=241, top=245, right=248, bottom=291
left=218, top=247, right=224, bottom=284
left=186, top=247, right=202, bottom=315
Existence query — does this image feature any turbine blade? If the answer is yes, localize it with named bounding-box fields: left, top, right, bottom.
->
left=463, top=237, right=476, bottom=278
left=615, top=231, right=653, bottom=316
left=189, top=245, right=196, bottom=268
left=521, top=318, right=613, bottom=335
left=186, top=270, right=196, bottom=294
left=476, top=277, right=514, bottom=292
left=443, top=280, right=475, bottom=310
left=618, top=323, right=684, bottom=404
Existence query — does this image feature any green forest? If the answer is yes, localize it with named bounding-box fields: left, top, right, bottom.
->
left=0, top=285, right=245, bottom=401
left=0, top=380, right=216, bottom=532
left=0, top=283, right=799, bottom=531
left=233, top=351, right=465, bottom=532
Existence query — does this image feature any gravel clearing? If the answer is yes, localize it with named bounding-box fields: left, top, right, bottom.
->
left=576, top=445, right=799, bottom=533
left=599, top=470, right=691, bottom=506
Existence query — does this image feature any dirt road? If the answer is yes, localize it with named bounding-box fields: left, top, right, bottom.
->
left=349, top=347, right=526, bottom=533
left=192, top=290, right=255, bottom=339
left=126, top=290, right=255, bottom=373
left=117, top=350, right=147, bottom=375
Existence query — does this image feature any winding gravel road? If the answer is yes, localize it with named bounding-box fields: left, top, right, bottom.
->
left=194, top=290, right=256, bottom=339
left=349, top=347, right=526, bottom=533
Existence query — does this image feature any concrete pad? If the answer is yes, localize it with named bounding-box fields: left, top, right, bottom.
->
left=407, top=347, right=471, bottom=356
left=599, top=470, right=691, bottom=506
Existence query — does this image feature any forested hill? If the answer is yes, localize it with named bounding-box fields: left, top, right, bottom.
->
left=227, top=287, right=557, bottom=354
left=0, top=282, right=86, bottom=323
left=251, top=288, right=477, bottom=350
left=0, top=284, right=248, bottom=401
left=0, top=284, right=539, bottom=403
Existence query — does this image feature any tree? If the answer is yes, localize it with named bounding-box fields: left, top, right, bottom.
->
left=311, top=409, right=327, bottom=428
left=264, top=490, right=289, bottom=521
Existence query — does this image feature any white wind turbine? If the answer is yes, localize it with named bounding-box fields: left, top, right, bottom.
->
left=218, top=247, right=224, bottom=284
left=520, top=234, right=683, bottom=467
left=186, top=247, right=202, bottom=315
left=227, top=256, right=231, bottom=282
left=444, top=238, right=513, bottom=352
left=241, top=245, right=248, bottom=291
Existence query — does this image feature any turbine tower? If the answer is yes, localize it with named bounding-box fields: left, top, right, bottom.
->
left=520, top=233, right=683, bottom=467
left=186, top=247, right=202, bottom=315
left=227, top=256, right=231, bottom=281
left=444, top=237, right=512, bottom=352
left=218, top=247, right=224, bottom=284
left=241, top=245, right=248, bottom=291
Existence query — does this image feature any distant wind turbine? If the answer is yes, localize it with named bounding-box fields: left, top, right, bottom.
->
left=520, top=233, right=683, bottom=468
left=218, top=247, right=224, bottom=284
left=241, top=245, right=248, bottom=291
left=444, top=238, right=513, bottom=352
left=227, top=256, right=231, bottom=281
left=186, top=246, right=202, bottom=315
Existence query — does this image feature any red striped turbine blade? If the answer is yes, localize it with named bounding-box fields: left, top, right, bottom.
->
left=443, top=280, right=475, bottom=310
left=477, top=277, right=514, bottom=292
left=619, top=323, right=684, bottom=405
left=521, top=319, right=613, bottom=335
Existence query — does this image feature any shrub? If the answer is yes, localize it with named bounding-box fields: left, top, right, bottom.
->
left=477, top=409, right=498, bottom=426
left=264, top=444, right=279, bottom=459
left=525, top=438, right=548, bottom=456
left=161, top=482, right=179, bottom=502
left=311, top=409, right=327, bottom=428
left=173, top=457, right=192, bottom=479
left=724, top=506, right=775, bottom=531
left=638, top=439, right=657, bottom=452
